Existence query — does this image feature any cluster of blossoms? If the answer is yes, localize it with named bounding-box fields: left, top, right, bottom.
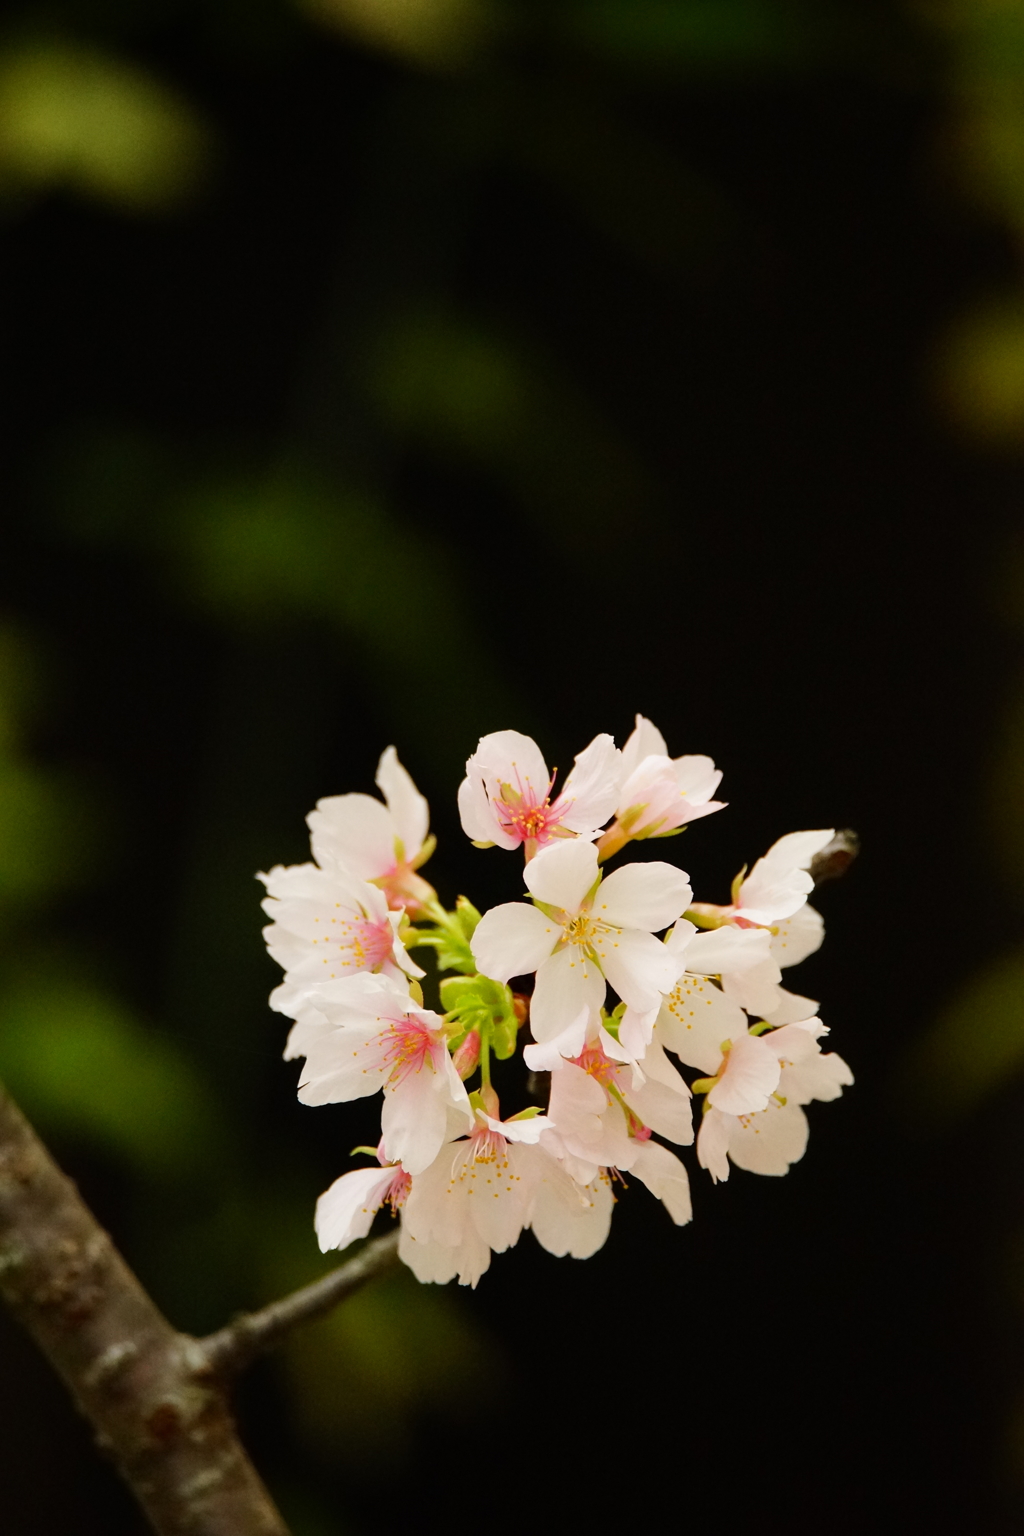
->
left=260, top=722, right=852, bottom=1287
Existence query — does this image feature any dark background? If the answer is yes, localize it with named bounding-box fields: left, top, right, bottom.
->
left=1, top=1, right=1023, bottom=1531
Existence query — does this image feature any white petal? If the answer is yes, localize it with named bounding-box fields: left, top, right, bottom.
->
left=457, top=773, right=507, bottom=847
left=530, top=1168, right=614, bottom=1258
left=708, top=1033, right=781, bottom=1116
left=597, top=861, right=693, bottom=933
left=523, top=1006, right=589, bottom=1070
left=630, top=1141, right=692, bottom=1224
left=472, top=902, right=557, bottom=983
left=524, top=838, right=600, bottom=912
left=283, top=1007, right=331, bottom=1061
left=726, top=1101, right=809, bottom=1175
left=620, top=714, right=668, bottom=779
left=770, top=904, right=825, bottom=969
left=315, top=1166, right=396, bottom=1252
left=530, top=948, right=605, bottom=1041
left=598, top=926, right=680, bottom=1009
left=673, top=754, right=722, bottom=805
left=381, top=1070, right=449, bottom=1175
left=398, top=1226, right=460, bottom=1285
left=763, top=829, right=835, bottom=870
left=307, top=793, right=394, bottom=882
left=720, top=957, right=785, bottom=1018
left=696, top=1109, right=731, bottom=1183
left=656, top=977, right=747, bottom=1073
left=470, top=729, right=550, bottom=799
left=376, top=746, right=429, bottom=856
left=761, top=987, right=820, bottom=1026
left=685, top=925, right=774, bottom=976
left=484, top=1113, right=554, bottom=1145
left=779, top=1049, right=853, bottom=1106
left=557, top=733, right=622, bottom=833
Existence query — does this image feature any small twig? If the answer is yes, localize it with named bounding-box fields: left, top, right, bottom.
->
left=199, top=1229, right=401, bottom=1377
left=810, top=828, right=860, bottom=888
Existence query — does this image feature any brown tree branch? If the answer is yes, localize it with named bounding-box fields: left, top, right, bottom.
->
left=0, top=1079, right=295, bottom=1535
left=199, top=1228, right=400, bottom=1377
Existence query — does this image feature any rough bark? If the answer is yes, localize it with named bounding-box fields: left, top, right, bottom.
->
left=0, top=1080, right=290, bottom=1535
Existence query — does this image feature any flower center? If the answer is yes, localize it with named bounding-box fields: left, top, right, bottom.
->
left=495, top=779, right=566, bottom=847
left=380, top=1017, right=435, bottom=1084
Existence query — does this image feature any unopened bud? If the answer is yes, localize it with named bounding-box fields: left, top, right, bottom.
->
left=452, top=1029, right=481, bottom=1080
left=809, top=829, right=859, bottom=887
left=512, top=992, right=530, bottom=1026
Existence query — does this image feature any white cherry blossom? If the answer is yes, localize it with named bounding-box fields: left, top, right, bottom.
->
left=696, top=1019, right=853, bottom=1182
left=260, top=861, right=422, bottom=1019
left=599, top=714, right=725, bottom=857
left=471, top=838, right=692, bottom=1048
left=457, top=729, right=620, bottom=856
left=728, top=828, right=835, bottom=927
left=399, top=1106, right=555, bottom=1287
left=285, top=973, right=472, bottom=1175
left=307, top=746, right=435, bottom=916
left=315, top=1153, right=411, bottom=1253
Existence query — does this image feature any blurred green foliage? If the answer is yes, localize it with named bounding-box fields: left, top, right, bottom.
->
left=0, top=39, right=211, bottom=210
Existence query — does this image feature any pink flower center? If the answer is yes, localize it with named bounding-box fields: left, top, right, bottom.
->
left=333, top=915, right=394, bottom=971
left=575, top=1044, right=616, bottom=1084
left=385, top=1167, right=412, bottom=1211
left=495, top=779, right=567, bottom=848
left=380, top=1016, right=436, bottom=1084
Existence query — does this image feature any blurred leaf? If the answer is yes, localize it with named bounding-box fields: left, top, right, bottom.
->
left=560, top=0, right=824, bottom=72
left=0, top=40, right=211, bottom=210
left=0, top=976, right=225, bottom=1177
left=938, top=295, right=1024, bottom=445
left=298, top=0, right=496, bottom=68
left=284, top=1261, right=500, bottom=1460
left=904, top=949, right=1024, bottom=1119
left=367, top=308, right=648, bottom=536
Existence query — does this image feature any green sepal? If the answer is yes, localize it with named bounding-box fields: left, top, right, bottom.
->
left=748, top=1021, right=773, bottom=1036
left=690, top=1076, right=717, bottom=1096
left=455, top=894, right=482, bottom=939
left=601, top=1001, right=626, bottom=1042
left=730, top=865, right=748, bottom=905
left=440, top=974, right=518, bottom=1059
left=509, top=1106, right=543, bottom=1120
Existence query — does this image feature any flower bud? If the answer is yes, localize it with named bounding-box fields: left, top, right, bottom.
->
left=452, top=1029, right=481, bottom=1080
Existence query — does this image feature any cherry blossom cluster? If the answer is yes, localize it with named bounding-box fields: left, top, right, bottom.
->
left=260, top=720, right=852, bottom=1286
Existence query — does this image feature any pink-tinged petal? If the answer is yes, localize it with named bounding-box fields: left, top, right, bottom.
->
left=625, top=1070, right=693, bottom=1147
left=375, top=746, right=429, bottom=857
left=696, top=1109, right=732, bottom=1183
left=472, top=902, right=557, bottom=984
left=381, top=1070, right=449, bottom=1175
left=677, top=798, right=726, bottom=824
left=770, top=904, right=824, bottom=969
left=620, top=714, right=669, bottom=779
left=258, top=861, right=334, bottom=902
left=530, top=1168, right=614, bottom=1259
left=708, top=1033, right=781, bottom=1116
left=458, top=772, right=504, bottom=847
left=656, top=977, right=747, bottom=1073
left=315, top=1166, right=398, bottom=1253
left=530, top=948, right=605, bottom=1041
left=630, top=1141, right=692, bottom=1224
left=761, top=987, right=820, bottom=1026
left=616, top=756, right=685, bottom=832
left=598, top=926, right=680, bottom=1010
left=307, top=793, right=395, bottom=882
left=726, top=1101, right=809, bottom=1176
left=523, top=1007, right=589, bottom=1070
left=557, top=733, right=621, bottom=833
left=470, top=729, right=550, bottom=799
left=685, top=925, right=774, bottom=976
left=597, top=861, right=693, bottom=933
left=524, top=838, right=600, bottom=912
